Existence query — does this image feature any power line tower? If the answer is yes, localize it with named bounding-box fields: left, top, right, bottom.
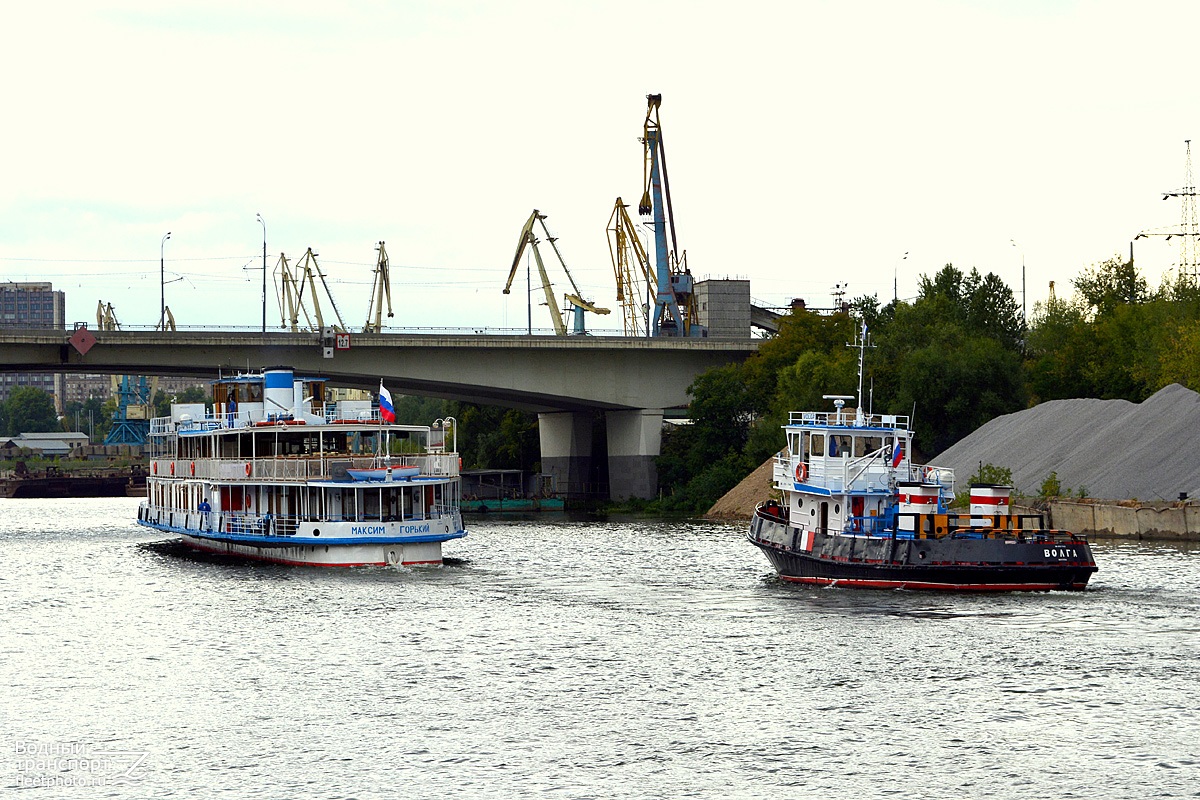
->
left=1163, top=139, right=1200, bottom=282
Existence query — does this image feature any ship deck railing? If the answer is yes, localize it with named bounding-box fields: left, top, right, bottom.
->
left=150, top=404, right=413, bottom=436
left=141, top=505, right=458, bottom=537
left=772, top=452, right=955, bottom=494
left=787, top=411, right=911, bottom=430
left=149, top=453, right=461, bottom=482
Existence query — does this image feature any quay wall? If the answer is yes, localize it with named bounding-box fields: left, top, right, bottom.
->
left=1048, top=500, right=1200, bottom=541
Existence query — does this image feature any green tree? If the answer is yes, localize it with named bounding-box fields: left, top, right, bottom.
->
left=3, top=387, right=60, bottom=436
left=1073, top=254, right=1149, bottom=315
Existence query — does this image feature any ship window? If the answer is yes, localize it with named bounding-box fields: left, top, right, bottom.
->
left=834, top=504, right=840, bottom=514
left=809, top=434, right=824, bottom=457
left=855, top=436, right=882, bottom=457
left=830, top=435, right=850, bottom=457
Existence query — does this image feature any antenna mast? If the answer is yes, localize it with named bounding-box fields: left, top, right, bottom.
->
left=1163, top=139, right=1200, bottom=282
left=846, top=322, right=875, bottom=425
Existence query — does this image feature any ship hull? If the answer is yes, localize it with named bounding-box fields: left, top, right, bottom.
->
left=177, top=533, right=448, bottom=567
left=750, top=509, right=1096, bottom=591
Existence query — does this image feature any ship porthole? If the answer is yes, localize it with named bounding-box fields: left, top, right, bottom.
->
left=325, top=546, right=329, bottom=553
left=918, top=551, right=927, bottom=560
left=810, top=509, right=816, bottom=517
left=797, top=498, right=804, bottom=508
left=313, top=528, right=320, bottom=536
left=834, top=504, right=840, bottom=514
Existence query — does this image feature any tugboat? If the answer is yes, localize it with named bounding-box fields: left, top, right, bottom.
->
left=748, top=328, right=1097, bottom=591
left=137, top=367, right=466, bottom=567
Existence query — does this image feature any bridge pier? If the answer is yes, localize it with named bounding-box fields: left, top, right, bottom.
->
left=538, top=411, right=596, bottom=499
left=605, top=408, right=663, bottom=501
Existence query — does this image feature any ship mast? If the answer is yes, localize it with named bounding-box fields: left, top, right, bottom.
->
left=848, top=321, right=874, bottom=426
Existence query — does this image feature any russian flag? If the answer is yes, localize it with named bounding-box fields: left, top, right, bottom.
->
left=379, top=381, right=396, bottom=423
left=890, top=442, right=903, bottom=467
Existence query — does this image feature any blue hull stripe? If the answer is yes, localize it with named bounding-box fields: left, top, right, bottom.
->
left=137, top=520, right=466, bottom=546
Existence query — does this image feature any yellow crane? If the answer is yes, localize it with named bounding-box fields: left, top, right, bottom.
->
left=503, top=209, right=609, bottom=335
left=364, top=241, right=394, bottom=333
left=606, top=197, right=652, bottom=336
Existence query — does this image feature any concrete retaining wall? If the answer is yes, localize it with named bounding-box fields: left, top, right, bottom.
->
left=1049, top=500, right=1200, bottom=540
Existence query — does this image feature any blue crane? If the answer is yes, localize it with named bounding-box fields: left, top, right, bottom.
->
left=638, top=94, right=705, bottom=338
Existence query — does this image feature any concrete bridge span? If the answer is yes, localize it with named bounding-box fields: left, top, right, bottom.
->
left=0, top=329, right=759, bottom=499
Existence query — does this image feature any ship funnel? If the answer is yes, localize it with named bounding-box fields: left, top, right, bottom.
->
left=263, top=368, right=295, bottom=420
left=969, top=484, right=1012, bottom=526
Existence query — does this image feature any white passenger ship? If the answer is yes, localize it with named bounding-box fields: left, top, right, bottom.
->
left=137, top=367, right=466, bottom=566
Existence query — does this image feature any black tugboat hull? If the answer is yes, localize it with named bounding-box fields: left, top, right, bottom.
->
left=749, top=510, right=1097, bottom=591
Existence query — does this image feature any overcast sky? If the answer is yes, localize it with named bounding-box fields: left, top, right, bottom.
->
left=3, top=1, right=1200, bottom=332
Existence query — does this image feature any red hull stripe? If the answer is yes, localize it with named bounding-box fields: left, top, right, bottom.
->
left=182, top=539, right=438, bottom=567
left=778, top=575, right=1081, bottom=591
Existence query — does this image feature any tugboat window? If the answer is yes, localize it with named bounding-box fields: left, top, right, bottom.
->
left=810, top=434, right=824, bottom=457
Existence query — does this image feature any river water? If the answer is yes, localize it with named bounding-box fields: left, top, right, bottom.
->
left=1, top=497, right=1197, bottom=799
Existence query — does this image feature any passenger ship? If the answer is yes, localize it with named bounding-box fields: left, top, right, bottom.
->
left=137, top=367, right=466, bottom=567
left=748, top=330, right=1097, bottom=591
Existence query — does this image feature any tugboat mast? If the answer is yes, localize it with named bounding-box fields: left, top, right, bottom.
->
left=848, top=321, right=874, bottom=426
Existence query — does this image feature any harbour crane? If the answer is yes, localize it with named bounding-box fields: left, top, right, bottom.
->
left=295, top=248, right=347, bottom=332
left=606, top=197, right=652, bottom=336
left=274, top=252, right=305, bottom=332
left=272, top=248, right=347, bottom=333
left=96, top=301, right=154, bottom=446
left=638, top=93, right=704, bottom=337
left=503, top=209, right=610, bottom=335
left=363, top=241, right=394, bottom=333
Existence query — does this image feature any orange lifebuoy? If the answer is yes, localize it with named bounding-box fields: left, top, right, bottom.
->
left=189, top=462, right=196, bottom=476
left=152, top=462, right=158, bottom=475
left=170, top=462, right=175, bottom=476
left=245, top=463, right=252, bottom=477
left=794, top=462, right=808, bottom=482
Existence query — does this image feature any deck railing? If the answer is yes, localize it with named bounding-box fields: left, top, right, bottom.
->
left=150, top=453, right=459, bottom=482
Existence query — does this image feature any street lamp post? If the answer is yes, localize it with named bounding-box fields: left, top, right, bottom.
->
left=433, top=417, right=457, bottom=454
left=1010, top=239, right=1026, bottom=325
left=256, top=213, right=267, bottom=334
left=160, top=231, right=171, bottom=330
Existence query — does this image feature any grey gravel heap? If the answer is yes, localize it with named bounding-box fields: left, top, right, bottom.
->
left=931, top=383, right=1200, bottom=502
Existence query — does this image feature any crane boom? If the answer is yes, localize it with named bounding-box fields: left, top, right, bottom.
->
left=364, top=242, right=394, bottom=333
left=504, top=209, right=607, bottom=335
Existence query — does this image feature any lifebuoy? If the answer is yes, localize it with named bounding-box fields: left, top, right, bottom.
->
left=169, top=462, right=175, bottom=476
left=189, top=462, right=195, bottom=476
left=794, top=462, right=808, bottom=482
left=152, top=462, right=157, bottom=475
left=244, top=462, right=252, bottom=477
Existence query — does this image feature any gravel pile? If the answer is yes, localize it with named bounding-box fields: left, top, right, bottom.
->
left=932, top=383, right=1200, bottom=501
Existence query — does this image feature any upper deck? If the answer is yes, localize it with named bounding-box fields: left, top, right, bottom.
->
left=787, top=410, right=911, bottom=432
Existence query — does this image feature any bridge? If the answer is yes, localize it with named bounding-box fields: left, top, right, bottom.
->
left=0, top=328, right=759, bottom=500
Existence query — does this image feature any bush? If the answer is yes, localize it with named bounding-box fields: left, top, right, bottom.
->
left=1039, top=471, right=1063, bottom=498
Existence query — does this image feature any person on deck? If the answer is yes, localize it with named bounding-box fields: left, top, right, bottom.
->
left=198, top=497, right=212, bottom=531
